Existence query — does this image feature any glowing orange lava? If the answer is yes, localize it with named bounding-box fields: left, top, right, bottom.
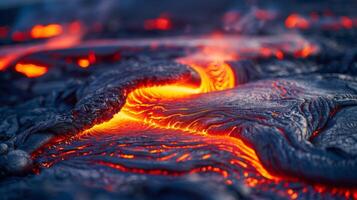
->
left=0, top=55, right=15, bottom=70
left=78, top=58, right=90, bottom=68
left=31, top=24, right=63, bottom=39
left=77, top=51, right=96, bottom=68
left=15, top=63, right=48, bottom=78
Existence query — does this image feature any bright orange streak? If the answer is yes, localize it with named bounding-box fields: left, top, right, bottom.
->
left=31, top=24, right=63, bottom=39
left=0, top=56, right=15, bottom=70
left=15, top=63, right=48, bottom=78
left=0, top=60, right=5, bottom=70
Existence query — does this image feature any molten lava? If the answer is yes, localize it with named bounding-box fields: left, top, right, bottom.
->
left=30, top=24, right=63, bottom=39
left=15, top=62, right=48, bottom=78
left=77, top=58, right=90, bottom=68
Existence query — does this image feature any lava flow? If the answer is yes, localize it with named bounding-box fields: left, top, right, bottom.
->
left=27, top=35, right=357, bottom=199
left=32, top=42, right=280, bottom=189
left=85, top=46, right=239, bottom=148
left=82, top=45, right=277, bottom=178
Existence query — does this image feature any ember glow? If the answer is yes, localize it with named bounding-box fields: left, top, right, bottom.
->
left=144, top=17, right=172, bottom=30
left=30, top=24, right=63, bottom=39
left=285, top=14, right=310, bottom=29
left=77, top=58, right=90, bottom=68
left=14, top=62, right=48, bottom=77
left=285, top=13, right=357, bottom=30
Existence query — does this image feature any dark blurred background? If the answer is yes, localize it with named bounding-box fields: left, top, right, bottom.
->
left=0, top=0, right=356, bottom=40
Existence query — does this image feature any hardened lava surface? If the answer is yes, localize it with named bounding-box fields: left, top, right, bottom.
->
left=127, top=75, right=357, bottom=184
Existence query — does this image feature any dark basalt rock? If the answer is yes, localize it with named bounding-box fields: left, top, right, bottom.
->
left=2, top=150, right=32, bottom=175
left=312, top=106, right=357, bottom=156
left=0, top=143, right=8, bottom=155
